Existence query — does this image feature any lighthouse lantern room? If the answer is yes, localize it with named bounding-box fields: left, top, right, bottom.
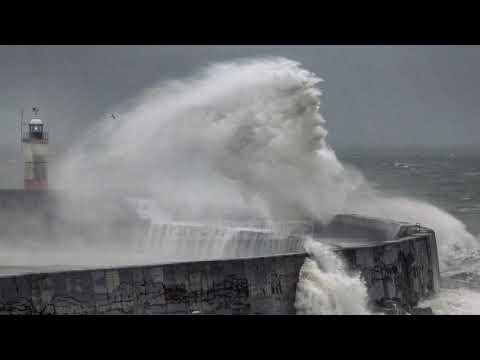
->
left=21, top=107, right=49, bottom=190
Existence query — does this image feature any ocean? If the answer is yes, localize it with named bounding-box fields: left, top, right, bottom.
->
left=337, top=146, right=480, bottom=237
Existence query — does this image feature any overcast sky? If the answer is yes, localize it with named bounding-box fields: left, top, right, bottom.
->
left=2, top=45, right=478, bottom=188
left=1, top=45, right=479, bottom=153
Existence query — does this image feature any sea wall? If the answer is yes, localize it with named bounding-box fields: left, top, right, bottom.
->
left=0, top=253, right=305, bottom=315
left=338, top=230, right=440, bottom=312
left=0, top=193, right=441, bottom=314
left=0, top=230, right=440, bottom=315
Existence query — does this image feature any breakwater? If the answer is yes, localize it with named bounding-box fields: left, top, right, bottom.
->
left=0, top=190, right=441, bottom=314
left=0, top=223, right=439, bottom=314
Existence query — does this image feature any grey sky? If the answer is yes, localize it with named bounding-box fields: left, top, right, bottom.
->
left=1, top=45, right=479, bottom=152
left=2, top=44, right=479, bottom=254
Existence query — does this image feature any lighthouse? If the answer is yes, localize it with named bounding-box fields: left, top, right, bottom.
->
left=21, top=107, right=49, bottom=190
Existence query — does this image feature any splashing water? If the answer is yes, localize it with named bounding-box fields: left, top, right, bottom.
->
left=53, top=57, right=359, bottom=224
left=49, top=57, right=478, bottom=282
left=348, top=195, right=479, bottom=269
left=295, top=238, right=370, bottom=315
left=419, top=288, right=480, bottom=315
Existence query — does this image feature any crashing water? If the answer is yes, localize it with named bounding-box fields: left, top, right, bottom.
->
left=139, top=222, right=305, bottom=262
left=44, top=57, right=480, bottom=314
left=295, top=238, right=370, bottom=315
left=419, top=288, right=480, bottom=315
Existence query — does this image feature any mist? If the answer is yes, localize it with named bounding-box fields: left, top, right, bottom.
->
left=43, top=57, right=478, bottom=270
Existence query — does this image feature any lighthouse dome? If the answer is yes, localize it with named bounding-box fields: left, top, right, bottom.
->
left=29, top=118, right=43, bottom=125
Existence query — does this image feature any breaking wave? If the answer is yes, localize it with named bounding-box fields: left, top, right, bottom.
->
left=48, top=57, right=480, bottom=313
left=294, top=238, right=370, bottom=315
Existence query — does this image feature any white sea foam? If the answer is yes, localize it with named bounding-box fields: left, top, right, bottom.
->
left=420, top=288, right=480, bottom=315
left=295, top=238, right=370, bottom=315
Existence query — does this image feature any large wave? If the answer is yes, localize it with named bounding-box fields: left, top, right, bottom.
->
left=51, top=57, right=478, bottom=271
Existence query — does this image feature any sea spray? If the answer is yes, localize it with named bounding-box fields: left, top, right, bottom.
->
left=295, top=238, right=370, bottom=315
left=47, top=57, right=479, bottom=270
left=419, top=288, right=480, bottom=315
left=52, top=58, right=360, bottom=224
left=347, top=195, right=479, bottom=270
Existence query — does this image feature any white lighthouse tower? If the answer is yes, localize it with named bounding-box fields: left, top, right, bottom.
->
left=21, top=107, right=49, bottom=190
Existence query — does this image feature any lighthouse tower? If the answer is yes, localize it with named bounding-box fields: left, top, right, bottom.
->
left=21, top=107, right=49, bottom=190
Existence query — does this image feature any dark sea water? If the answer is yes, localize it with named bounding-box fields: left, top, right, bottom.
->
left=337, top=146, right=480, bottom=237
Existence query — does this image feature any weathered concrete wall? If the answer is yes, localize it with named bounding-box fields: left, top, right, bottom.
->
left=0, top=253, right=305, bottom=315
left=338, top=231, right=440, bottom=312
left=0, top=231, right=440, bottom=314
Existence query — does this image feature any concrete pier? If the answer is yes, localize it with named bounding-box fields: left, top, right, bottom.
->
left=0, top=218, right=440, bottom=314
left=0, top=190, right=441, bottom=314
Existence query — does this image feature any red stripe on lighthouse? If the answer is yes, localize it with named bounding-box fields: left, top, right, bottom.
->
left=24, top=179, right=48, bottom=190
